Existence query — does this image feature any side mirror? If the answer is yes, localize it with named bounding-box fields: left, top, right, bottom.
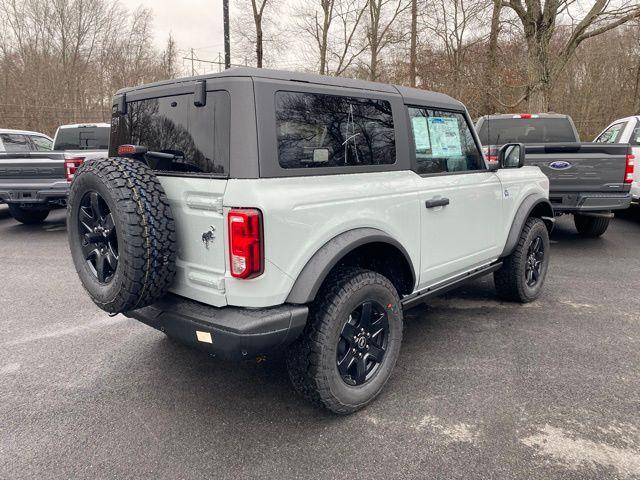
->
left=498, top=143, right=526, bottom=168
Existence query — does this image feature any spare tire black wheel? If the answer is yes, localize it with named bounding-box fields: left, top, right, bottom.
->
left=67, top=157, right=177, bottom=314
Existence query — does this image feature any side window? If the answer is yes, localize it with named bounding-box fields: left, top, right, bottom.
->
left=29, top=135, right=53, bottom=151
left=630, top=121, right=640, bottom=146
left=595, top=122, right=625, bottom=143
left=0, top=134, right=30, bottom=152
left=408, top=107, right=483, bottom=174
left=275, top=91, right=395, bottom=169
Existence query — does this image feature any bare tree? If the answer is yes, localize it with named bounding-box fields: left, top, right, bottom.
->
left=297, top=0, right=369, bottom=76
left=0, top=0, right=172, bottom=135
left=422, top=0, right=488, bottom=97
left=503, top=0, right=640, bottom=111
left=251, top=0, right=268, bottom=68
left=232, top=0, right=282, bottom=68
left=366, top=0, right=410, bottom=81
left=161, top=34, right=179, bottom=79
left=409, top=0, right=417, bottom=86
left=483, top=0, right=502, bottom=114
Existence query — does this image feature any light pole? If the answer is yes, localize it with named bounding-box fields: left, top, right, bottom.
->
left=223, top=0, right=231, bottom=69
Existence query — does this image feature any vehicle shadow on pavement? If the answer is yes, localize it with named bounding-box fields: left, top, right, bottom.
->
left=0, top=209, right=67, bottom=234
left=134, top=278, right=500, bottom=422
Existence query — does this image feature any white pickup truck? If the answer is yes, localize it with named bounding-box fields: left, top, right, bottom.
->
left=594, top=116, right=640, bottom=204
left=0, top=123, right=109, bottom=224
left=67, top=68, right=554, bottom=413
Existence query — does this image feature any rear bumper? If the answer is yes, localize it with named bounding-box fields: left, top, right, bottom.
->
left=124, top=294, right=309, bottom=360
left=0, top=185, right=69, bottom=205
left=550, top=192, right=631, bottom=213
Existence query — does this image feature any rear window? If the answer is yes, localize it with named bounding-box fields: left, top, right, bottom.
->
left=54, top=126, right=110, bottom=150
left=0, top=133, right=30, bottom=152
left=477, top=118, right=578, bottom=145
left=631, top=120, right=640, bottom=146
left=29, top=135, right=53, bottom=151
left=594, top=122, right=626, bottom=144
left=110, top=91, right=230, bottom=176
left=275, top=91, right=395, bottom=169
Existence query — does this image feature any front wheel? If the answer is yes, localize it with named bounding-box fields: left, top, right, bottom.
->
left=494, top=217, right=550, bottom=303
left=8, top=204, right=50, bottom=224
left=574, top=214, right=610, bottom=237
left=286, top=268, right=403, bottom=414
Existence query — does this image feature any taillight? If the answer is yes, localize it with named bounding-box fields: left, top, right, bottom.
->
left=118, top=144, right=136, bottom=156
left=228, top=208, right=263, bottom=279
left=625, top=153, right=635, bottom=184
left=117, top=144, right=147, bottom=157
left=64, top=156, right=84, bottom=182
left=487, top=155, right=498, bottom=162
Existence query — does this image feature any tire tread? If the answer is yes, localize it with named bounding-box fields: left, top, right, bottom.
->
left=67, top=157, right=177, bottom=313
left=286, top=267, right=401, bottom=414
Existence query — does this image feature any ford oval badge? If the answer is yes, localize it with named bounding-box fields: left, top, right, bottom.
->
left=549, top=160, right=572, bottom=170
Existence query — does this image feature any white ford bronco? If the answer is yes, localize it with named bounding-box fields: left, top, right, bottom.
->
left=67, top=68, right=553, bottom=414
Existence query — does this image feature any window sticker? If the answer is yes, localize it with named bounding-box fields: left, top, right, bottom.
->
left=411, top=116, right=431, bottom=151
left=427, top=117, right=462, bottom=157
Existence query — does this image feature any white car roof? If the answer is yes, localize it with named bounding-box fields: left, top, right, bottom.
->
left=57, top=123, right=110, bottom=129
left=607, top=115, right=640, bottom=124
left=0, top=128, right=52, bottom=139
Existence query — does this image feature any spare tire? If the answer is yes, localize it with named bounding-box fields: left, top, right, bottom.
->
left=67, top=157, right=177, bottom=314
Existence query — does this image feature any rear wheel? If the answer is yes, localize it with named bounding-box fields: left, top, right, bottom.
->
left=494, top=217, right=550, bottom=303
left=286, top=268, right=403, bottom=414
left=8, top=204, right=50, bottom=224
left=574, top=214, right=610, bottom=237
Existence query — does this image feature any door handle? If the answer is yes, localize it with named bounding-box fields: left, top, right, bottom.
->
left=425, top=197, right=450, bottom=208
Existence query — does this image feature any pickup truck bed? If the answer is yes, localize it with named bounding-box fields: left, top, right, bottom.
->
left=524, top=143, right=631, bottom=212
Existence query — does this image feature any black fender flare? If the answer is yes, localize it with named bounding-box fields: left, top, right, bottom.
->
left=501, top=194, right=554, bottom=257
left=285, top=228, right=416, bottom=304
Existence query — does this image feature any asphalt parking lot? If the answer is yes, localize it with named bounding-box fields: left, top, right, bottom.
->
left=1, top=204, right=639, bottom=480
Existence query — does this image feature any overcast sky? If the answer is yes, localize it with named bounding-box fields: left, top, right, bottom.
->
left=129, top=0, right=228, bottom=70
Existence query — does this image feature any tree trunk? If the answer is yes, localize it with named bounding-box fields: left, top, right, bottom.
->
left=256, top=25, right=263, bottom=68
left=409, top=0, right=417, bottom=87
left=252, top=0, right=264, bottom=68
left=483, top=0, right=501, bottom=114
left=526, top=33, right=552, bottom=112
left=633, top=58, right=640, bottom=113
left=319, top=1, right=333, bottom=75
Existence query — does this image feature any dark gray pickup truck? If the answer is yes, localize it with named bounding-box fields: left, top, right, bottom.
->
left=0, top=124, right=109, bottom=224
left=476, top=113, right=633, bottom=237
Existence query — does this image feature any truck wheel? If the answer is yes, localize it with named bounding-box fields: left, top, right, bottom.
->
left=286, top=268, right=403, bottom=414
left=8, top=204, right=50, bottom=224
left=574, top=214, right=610, bottom=237
left=67, top=158, right=177, bottom=314
left=494, top=217, right=549, bottom=303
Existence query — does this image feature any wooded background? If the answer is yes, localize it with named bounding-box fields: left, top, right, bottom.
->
left=1, top=0, right=639, bottom=139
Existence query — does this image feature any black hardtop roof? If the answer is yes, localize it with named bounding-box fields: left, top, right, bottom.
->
left=115, top=67, right=464, bottom=110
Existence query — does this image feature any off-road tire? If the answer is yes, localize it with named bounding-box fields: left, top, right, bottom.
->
left=8, top=204, right=50, bottom=224
left=494, top=217, right=549, bottom=303
left=286, top=268, right=403, bottom=414
left=574, top=214, right=610, bottom=237
left=67, top=157, right=177, bottom=314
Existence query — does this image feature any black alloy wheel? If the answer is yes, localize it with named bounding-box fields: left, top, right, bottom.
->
left=525, top=235, right=544, bottom=287
left=78, top=191, right=119, bottom=283
left=337, top=300, right=389, bottom=386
